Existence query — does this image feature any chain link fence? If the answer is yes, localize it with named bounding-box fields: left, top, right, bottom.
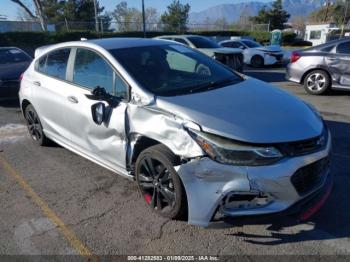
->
left=0, top=20, right=271, bottom=33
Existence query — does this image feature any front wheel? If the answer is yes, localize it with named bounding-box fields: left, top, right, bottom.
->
left=135, top=144, right=187, bottom=219
left=304, top=70, right=331, bottom=95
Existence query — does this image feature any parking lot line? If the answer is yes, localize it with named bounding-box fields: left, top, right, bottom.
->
left=0, top=156, right=94, bottom=258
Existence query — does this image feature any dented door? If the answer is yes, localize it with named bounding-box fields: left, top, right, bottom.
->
left=64, top=48, right=128, bottom=169
left=326, top=41, right=350, bottom=86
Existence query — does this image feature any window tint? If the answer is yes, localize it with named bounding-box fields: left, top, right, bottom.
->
left=73, top=49, right=114, bottom=93
left=242, top=40, right=261, bottom=48
left=45, top=49, right=71, bottom=80
left=310, top=31, right=321, bottom=40
left=0, top=48, right=31, bottom=64
left=174, top=38, right=189, bottom=46
left=337, top=42, right=350, bottom=54
left=111, top=44, right=242, bottom=96
left=222, top=41, right=242, bottom=48
left=187, top=36, right=220, bottom=48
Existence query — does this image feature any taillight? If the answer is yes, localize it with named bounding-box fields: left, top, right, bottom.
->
left=19, top=73, right=24, bottom=82
left=291, top=51, right=301, bottom=63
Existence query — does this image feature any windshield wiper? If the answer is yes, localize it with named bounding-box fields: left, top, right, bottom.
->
left=188, top=78, right=239, bottom=94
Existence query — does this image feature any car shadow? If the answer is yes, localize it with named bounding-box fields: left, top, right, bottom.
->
left=0, top=98, right=20, bottom=108
left=209, top=120, right=350, bottom=246
left=244, top=67, right=287, bottom=83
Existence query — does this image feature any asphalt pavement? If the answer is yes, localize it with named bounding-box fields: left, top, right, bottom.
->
left=1, top=67, right=350, bottom=259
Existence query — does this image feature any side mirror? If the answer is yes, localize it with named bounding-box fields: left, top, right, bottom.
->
left=91, top=102, right=105, bottom=125
left=239, top=45, right=246, bottom=49
left=85, top=86, right=122, bottom=108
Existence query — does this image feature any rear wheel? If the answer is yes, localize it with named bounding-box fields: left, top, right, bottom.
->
left=24, top=104, right=50, bottom=146
left=251, top=55, right=264, bottom=68
left=304, top=70, right=331, bottom=95
left=135, top=144, right=187, bottom=219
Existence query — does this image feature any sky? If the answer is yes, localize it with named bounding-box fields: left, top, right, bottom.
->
left=0, top=0, right=271, bottom=20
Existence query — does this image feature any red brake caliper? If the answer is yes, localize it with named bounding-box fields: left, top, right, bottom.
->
left=144, top=194, right=152, bottom=204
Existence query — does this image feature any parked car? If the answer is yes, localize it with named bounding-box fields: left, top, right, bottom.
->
left=287, top=38, right=350, bottom=95
left=0, top=47, right=32, bottom=98
left=219, top=39, right=284, bottom=68
left=155, top=35, right=244, bottom=72
left=20, top=38, right=332, bottom=227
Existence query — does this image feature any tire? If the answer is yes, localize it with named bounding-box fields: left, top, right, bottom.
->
left=24, top=104, right=50, bottom=146
left=303, top=70, right=331, bottom=95
left=251, top=55, right=264, bottom=68
left=135, top=144, right=187, bottom=220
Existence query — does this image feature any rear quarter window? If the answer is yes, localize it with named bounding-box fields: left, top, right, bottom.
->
left=36, top=48, right=71, bottom=80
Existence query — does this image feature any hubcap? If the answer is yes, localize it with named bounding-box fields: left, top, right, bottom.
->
left=307, top=73, right=326, bottom=91
left=26, top=110, right=42, bottom=141
left=138, top=156, right=176, bottom=212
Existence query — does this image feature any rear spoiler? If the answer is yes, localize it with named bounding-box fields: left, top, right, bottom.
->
left=34, top=45, right=51, bottom=58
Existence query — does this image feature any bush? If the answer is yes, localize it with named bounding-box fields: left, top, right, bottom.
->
left=290, top=40, right=312, bottom=47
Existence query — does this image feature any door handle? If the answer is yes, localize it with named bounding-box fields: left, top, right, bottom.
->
left=67, top=96, right=79, bottom=104
left=33, top=81, right=41, bottom=86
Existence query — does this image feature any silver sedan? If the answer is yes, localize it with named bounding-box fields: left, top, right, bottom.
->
left=19, top=38, right=332, bottom=227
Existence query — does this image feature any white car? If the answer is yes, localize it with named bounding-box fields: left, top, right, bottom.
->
left=156, top=35, right=244, bottom=72
left=219, top=39, right=284, bottom=68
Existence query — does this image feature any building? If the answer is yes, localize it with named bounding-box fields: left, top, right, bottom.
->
left=304, top=23, right=340, bottom=46
left=0, top=20, right=55, bottom=33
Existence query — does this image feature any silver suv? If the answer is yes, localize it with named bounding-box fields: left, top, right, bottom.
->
left=20, top=38, right=332, bottom=227
left=287, top=38, right=350, bottom=95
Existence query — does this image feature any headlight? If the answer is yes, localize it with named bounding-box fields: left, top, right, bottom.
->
left=187, top=129, right=283, bottom=166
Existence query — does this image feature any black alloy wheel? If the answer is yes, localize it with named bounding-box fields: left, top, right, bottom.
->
left=135, top=144, right=187, bottom=219
left=24, top=104, right=50, bottom=146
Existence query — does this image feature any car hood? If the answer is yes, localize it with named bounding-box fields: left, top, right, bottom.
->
left=199, top=47, right=242, bottom=56
left=254, top=45, right=283, bottom=53
left=155, top=78, right=323, bottom=143
left=0, top=62, right=31, bottom=80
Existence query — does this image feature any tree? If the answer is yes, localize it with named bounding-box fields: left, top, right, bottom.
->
left=160, top=0, right=190, bottom=33
left=291, top=15, right=307, bottom=37
left=309, top=0, right=349, bottom=26
left=250, top=0, right=290, bottom=30
left=11, top=0, right=107, bottom=31
left=113, top=2, right=158, bottom=32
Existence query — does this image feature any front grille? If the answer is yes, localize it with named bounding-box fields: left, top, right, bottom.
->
left=214, top=53, right=243, bottom=72
left=271, top=54, right=283, bottom=61
left=277, top=128, right=328, bottom=157
left=291, top=158, right=329, bottom=195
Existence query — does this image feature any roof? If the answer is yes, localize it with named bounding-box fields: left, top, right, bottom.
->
left=157, top=35, right=201, bottom=38
left=86, top=37, right=170, bottom=50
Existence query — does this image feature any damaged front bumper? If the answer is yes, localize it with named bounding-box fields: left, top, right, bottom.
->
left=175, top=132, right=332, bottom=227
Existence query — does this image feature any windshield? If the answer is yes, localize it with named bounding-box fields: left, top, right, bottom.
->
left=0, top=48, right=31, bottom=64
left=187, top=36, right=220, bottom=49
left=242, top=40, right=262, bottom=48
left=110, top=44, right=242, bottom=96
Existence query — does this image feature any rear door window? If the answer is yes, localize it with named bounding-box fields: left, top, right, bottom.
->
left=44, top=48, right=71, bottom=80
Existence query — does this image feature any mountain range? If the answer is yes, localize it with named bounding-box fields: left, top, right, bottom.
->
left=189, top=0, right=332, bottom=23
